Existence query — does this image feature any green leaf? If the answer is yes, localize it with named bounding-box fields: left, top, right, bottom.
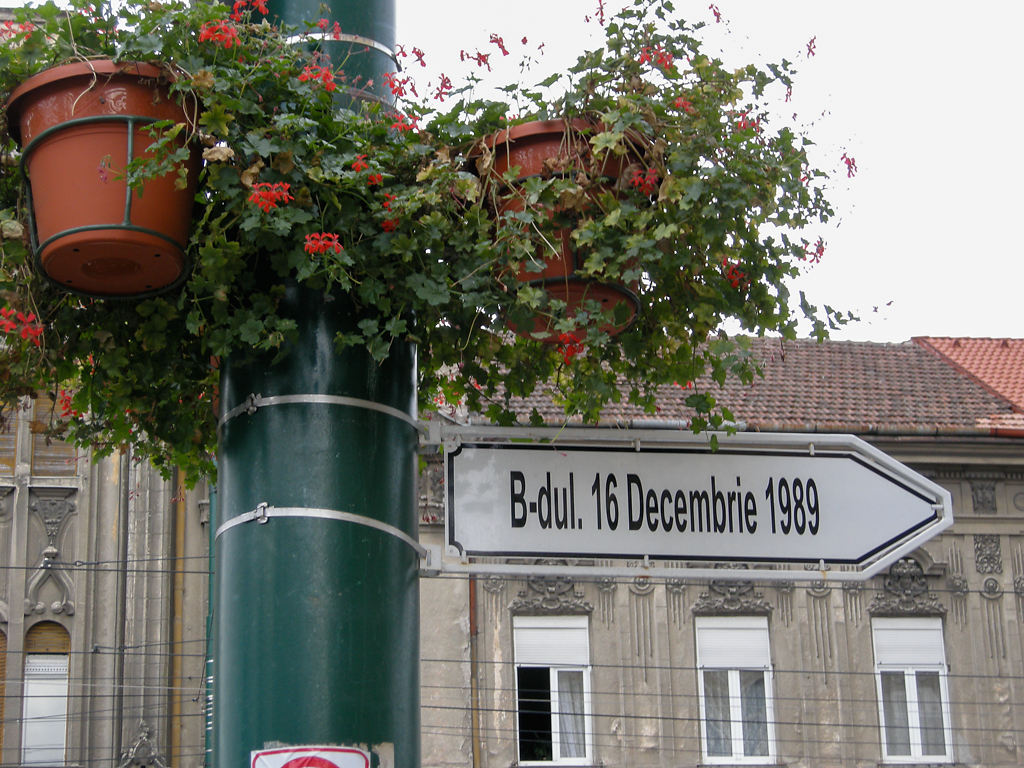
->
left=591, top=131, right=624, bottom=155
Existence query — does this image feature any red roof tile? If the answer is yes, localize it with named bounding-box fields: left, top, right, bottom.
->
left=507, top=338, right=1021, bottom=437
left=913, top=337, right=1024, bottom=411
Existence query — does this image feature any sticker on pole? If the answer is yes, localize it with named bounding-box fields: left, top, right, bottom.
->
left=251, top=746, right=370, bottom=768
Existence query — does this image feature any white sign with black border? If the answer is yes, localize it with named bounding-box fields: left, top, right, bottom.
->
left=437, top=425, right=953, bottom=581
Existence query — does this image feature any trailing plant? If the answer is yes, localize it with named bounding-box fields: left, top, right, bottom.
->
left=0, top=0, right=848, bottom=484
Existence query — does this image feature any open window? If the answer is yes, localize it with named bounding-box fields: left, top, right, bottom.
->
left=695, top=616, right=775, bottom=763
left=513, top=615, right=592, bottom=764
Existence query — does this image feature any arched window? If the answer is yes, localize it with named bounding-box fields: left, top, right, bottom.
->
left=22, top=621, right=70, bottom=766
left=0, top=628, right=7, bottom=753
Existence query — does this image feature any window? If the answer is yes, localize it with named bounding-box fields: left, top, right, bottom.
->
left=872, top=617, right=952, bottom=762
left=1, top=629, right=6, bottom=752
left=22, top=622, right=70, bottom=766
left=513, top=616, right=592, bottom=764
left=695, top=616, right=775, bottom=763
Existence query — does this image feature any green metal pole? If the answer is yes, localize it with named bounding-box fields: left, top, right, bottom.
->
left=267, top=0, right=396, bottom=103
left=214, top=287, right=419, bottom=767
left=213, top=3, right=415, bottom=765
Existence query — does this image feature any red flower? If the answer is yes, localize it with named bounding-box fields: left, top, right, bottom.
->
left=489, top=33, right=509, bottom=56
left=381, top=193, right=396, bottom=211
left=351, top=154, right=369, bottom=172
left=841, top=152, right=858, bottom=178
left=803, top=238, right=826, bottom=264
left=721, top=257, right=747, bottom=289
left=299, top=64, right=336, bottom=92
left=304, top=232, right=344, bottom=255
left=674, top=96, right=696, bottom=114
left=198, top=20, right=240, bottom=49
left=736, top=111, right=761, bottom=133
left=630, top=167, right=659, bottom=196
left=383, top=71, right=410, bottom=97
left=557, top=333, right=585, bottom=365
left=247, top=182, right=293, bottom=212
left=381, top=218, right=398, bottom=232
left=411, top=47, right=427, bottom=67
left=367, top=173, right=383, bottom=186
left=638, top=45, right=674, bottom=72
left=433, top=74, right=453, bottom=102
left=390, top=113, right=417, bottom=132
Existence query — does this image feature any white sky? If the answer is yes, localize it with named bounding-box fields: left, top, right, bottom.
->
left=397, top=1, right=1024, bottom=343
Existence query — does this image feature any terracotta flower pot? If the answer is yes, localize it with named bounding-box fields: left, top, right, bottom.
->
left=487, top=119, right=640, bottom=342
left=5, top=60, right=201, bottom=297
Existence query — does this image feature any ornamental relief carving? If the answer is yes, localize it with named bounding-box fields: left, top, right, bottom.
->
left=869, top=557, right=945, bottom=616
left=510, top=573, right=593, bottom=615
left=975, top=534, right=1003, bottom=574
left=29, top=489, right=76, bottom=561
left=24, top=489, right=78, bottom=617
left=970, top=480, right=997, bottom=514
left=692, top=578, right=771, bottom=616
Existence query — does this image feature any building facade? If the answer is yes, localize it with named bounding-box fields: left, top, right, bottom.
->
left=2, top=338, right=1023, bottom=767
left=0, top=397, right=210, bottom=768
left=419, top=338, right=1024, bottom=768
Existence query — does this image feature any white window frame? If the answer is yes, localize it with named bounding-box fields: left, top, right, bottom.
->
left=695, top=616, right=776, bottom=764
left=513, top=615, right=593, bottom=766
left=872, top=617, right=953, bottom=763
left=21, top=654, right=69, bottom=766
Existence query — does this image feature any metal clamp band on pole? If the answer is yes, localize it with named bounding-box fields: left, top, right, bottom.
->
left=285, top=32, right=397, bottom=64
left=215, top=502, right=426, bottom=558
left=219, top=392, right=420, bottom=432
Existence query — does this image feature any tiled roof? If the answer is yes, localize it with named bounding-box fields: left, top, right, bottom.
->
left=913, top=337, right=1024, bottom=411
left=509, top=338, right=1023, bottom=436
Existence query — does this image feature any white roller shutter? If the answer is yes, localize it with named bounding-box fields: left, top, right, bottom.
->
left=513, top=615, right=589, bottom=666
left=695, top=616, right=771, bottom=668
left=873, top=617, right=946, bottom=666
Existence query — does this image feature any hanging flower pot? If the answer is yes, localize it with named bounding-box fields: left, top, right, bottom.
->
left=5, top=60, right=201, bottom=297
left=486, top=119, right=640, bottom=342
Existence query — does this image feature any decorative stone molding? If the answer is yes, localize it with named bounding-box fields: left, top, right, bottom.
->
left=666, top=578, right=686, bottom=629
left=970, top=480, right=997, bottom=513
left=808, top=581, right=832, bottom=597
left=1014, top=492, right=1024, bottom=512
left=693, top=579, right=771, bottom=616
left=118, top=720, right=169, bottom=768
left=947, top=574, right=969, bottom=597
left=981, top=578, right=1003, bottom=599
left=629, top=578, right=655, bottom=682
left=975, top=534, right=1003, bottom=574
left=775, top=581, right=794, bottom=627
left=869, top=558, right=945, bottom=616
left=1014, top=576, right=1024, bottom=597
left=481, top=575, right=505, bottom=596
left=629, top=576, right=654, bottom=596
left=30, top=489, right=76, bottom=559
left=597, top=577, right=616, bottom=627
left=843, top=581, right=864, bottom=625
left=510, top=574, right=593, bottom=615
left=24, top=560, right=75, bottom=616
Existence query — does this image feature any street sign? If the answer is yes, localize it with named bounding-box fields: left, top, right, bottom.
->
left=251, top=747, right=371, bottom=768
left=438, top=425, right=953, bottom=581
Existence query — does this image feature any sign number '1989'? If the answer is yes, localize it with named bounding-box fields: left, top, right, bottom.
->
left=582, top=472, right=820, bottom=536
